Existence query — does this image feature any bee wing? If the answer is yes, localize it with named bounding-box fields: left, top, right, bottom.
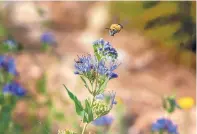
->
left=112, top=15, right=120, bottom=23
left=121, top=19, right=129, bottom=27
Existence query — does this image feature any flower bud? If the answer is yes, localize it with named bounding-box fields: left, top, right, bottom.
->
left=92, top=100, right=110, bottom=117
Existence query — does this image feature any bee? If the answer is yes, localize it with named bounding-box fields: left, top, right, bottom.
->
left=105, top=24, right=124, bottom=36
left=105, top=17, right=128, bottom=36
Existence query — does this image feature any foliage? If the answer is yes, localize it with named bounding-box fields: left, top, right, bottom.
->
left=0, top=23, right=26, bottom=134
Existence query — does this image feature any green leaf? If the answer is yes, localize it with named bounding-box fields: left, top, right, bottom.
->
left=83, top=99, right=94, bottom=123
left=36, top=74, right=47, bottom=94
left=163, top=96, right=176, bottom=113
left=63, top=85, right=84, bottom=117
left=82, top=112, right=89, bottom=123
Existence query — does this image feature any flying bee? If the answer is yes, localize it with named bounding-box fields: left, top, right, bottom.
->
left=105, top=24, right=124, bottom=36
left=105, top=16, right=129, bottom=36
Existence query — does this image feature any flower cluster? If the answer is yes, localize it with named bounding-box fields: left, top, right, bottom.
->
left=74, top=55, right=119, bottom=80
left=3, top=81, right=26, bottom=97
left=93, top=38, right=118, bottom=60
left=97, top=60, right=119, bottom=80
left=74, top=54, right=94, bottom=75
left=0, top=55, right=26, bottom=97
left=152, top=118, right=179, bottom=134
left=64, top=38, right=119, bottom=133
left=0, top=55, right=18, bottom=75
left=92, top=91, right=117, bottom=118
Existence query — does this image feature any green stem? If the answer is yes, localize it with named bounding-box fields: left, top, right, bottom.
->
left=81, top=73, right=97, bottom=134
left=81, top=96, right=95, bottom=134
left=93, top=73, right=98, bottom=96
left=81, top=123, right=88, bottom=134
left=90, top=95, right=95, bottom=107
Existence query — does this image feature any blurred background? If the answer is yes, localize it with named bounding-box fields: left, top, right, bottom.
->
left=0, top=1, right=196, bottom=134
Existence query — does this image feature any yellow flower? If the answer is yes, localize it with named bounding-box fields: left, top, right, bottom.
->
left=177, top=97, right=195, bottom=110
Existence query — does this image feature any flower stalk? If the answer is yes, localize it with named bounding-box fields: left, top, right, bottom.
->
left=64, top=38, right=119, bottom=133
left=81, top=123, right=88, bottom=134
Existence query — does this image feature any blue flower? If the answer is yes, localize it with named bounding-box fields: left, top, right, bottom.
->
left=97, top=60, right=108, bottom=75
left=108, top=48, right=118, bottom=58
left=93, top=38, right=105, bottom=47
left=93, top=38, right=118, bottom=59
left=152, top=118, right=179, bottom=134
left=97, top=60, right=119, bottom=80
left=40, top=32, right=56, bottom=45
left=74, top=55, right=119, bottom=80
left=103, top=41, right=112, bottom=51
left=107, top=62, right=119, bottom=79
left=110, top=91, right=117, bottom=106
left=74, top=55, right=94, bottom=75
left=0, top=55, right=18, bottom=75
left=3, top=81, right=26, bottom=97
left=92, top=115, right=114, bottom=126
